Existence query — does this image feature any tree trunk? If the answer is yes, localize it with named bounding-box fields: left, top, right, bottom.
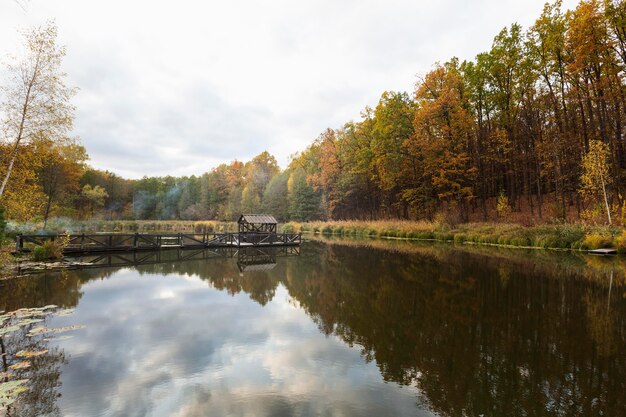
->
left=0, top=140, right=21, bottom=198
left=43, top=192, right=54, bottom=230
left=601, top=175, right=612, bottom=225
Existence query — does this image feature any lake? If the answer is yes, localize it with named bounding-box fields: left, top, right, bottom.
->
left=1, top=238, right=625, bottom=417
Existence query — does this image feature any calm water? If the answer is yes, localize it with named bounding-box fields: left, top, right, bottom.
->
left=1, top=239, right=625, bottom=417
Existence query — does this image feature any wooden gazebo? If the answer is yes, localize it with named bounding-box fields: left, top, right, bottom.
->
left=237, top=214, right=278, bottom=234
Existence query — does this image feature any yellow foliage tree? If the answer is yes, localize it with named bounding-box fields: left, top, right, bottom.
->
left=0, top=22, right=76, bottom=201
left=580, top=140, right=613, bottom=224
left=0, top=142, right=46, bottom=221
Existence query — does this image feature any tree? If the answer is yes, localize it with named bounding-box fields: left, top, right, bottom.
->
left=80, top=184, right=108, bottom=218
left=262, top=171, right=289, bottom=221
left=0, top=22, right=76, bottom=199
left=0, top=204, right=6, bottom=242
left=372, top=92, right=415, bottom=217
left=580, top=140, right=613, bottom=224
left=242, top=151, right=280, bottom=210
left=38, top=138, right=86, bottom=228
left=287, top=169, right=321, bottom=221
left=408, top=61, right=477, bottom=219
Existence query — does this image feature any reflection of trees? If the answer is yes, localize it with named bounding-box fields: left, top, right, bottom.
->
left=281, top=242, right=626, bottom=417
left=0, top=271, right=83, bottom=312
left=1, top=311, right=68, bottom=417
left=2, top=240, right=625, bottom=416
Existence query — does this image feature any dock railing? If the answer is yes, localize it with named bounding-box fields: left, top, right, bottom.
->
left=15, top=232, right=301, bottom=254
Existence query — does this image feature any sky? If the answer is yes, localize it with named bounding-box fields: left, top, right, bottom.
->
left=0, top=0, right=580, bottom=179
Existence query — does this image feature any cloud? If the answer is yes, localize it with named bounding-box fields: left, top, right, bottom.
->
left=49, top=269, right=428, bottom=417
left=0, top=0, right=581, bottom=178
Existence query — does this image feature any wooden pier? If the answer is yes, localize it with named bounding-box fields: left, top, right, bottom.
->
left=15, top=232, right=301, bottom=254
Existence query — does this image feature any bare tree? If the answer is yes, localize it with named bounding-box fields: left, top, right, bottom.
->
left=0, top=22, right=76, bottom=199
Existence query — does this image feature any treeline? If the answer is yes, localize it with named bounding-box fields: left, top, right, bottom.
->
left=293, top=0, right=626, bottom=223
left=77, top=151, right=323, bottom=222
left=2, top=0, right=626, bottom=225
left=0, top=145, right=323, bottom=223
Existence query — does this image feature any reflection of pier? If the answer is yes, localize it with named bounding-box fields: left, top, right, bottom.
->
left=17, top=246, right=300, bottom=273
left=237, top=247, right=298, bottom=272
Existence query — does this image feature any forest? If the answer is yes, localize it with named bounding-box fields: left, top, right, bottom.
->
left=2, top=0, right=626, bottom=227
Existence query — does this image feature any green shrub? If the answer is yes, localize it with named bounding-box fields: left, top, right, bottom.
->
left=31, top=246, right=49, bottom=261
left=557, top=225, right=585, bottom=247
left=433, top=231, right=453, bottom=241
left=615, top=232, right=626, bottom=253
left=31, top=235, right=69, bottom=261
left=415, top=231, right=434, bottom=239
left=508, top=235, right=530, bottom=246
left=453, top=233, right=466, bottom=243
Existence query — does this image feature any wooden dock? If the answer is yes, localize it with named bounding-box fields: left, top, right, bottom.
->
left=15, top=232, right=301, bottom=254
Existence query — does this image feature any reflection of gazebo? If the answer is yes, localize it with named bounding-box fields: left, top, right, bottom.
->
left=237, top=214, right=278, bottom=244
left=237, top=247, right=277, bottom=273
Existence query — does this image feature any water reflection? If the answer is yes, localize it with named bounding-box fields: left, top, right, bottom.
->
left=0, top=306, right=72, bottom=417
left=1, top=240, right=625, bottom=416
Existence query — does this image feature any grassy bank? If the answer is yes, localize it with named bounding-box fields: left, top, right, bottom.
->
left=282, top=220, right=626, bottom=252
left=6, top=219, right=238, bottom=235
left=4, top=218, right=626, bottom=252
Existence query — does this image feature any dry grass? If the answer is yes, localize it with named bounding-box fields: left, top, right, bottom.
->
left=7, top=219, right=238, bottom=235
left=283, top=220, right=625, bottom=252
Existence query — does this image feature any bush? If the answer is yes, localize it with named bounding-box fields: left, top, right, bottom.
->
left=31, top=235, right=69, bottom=261
left=615, top=232, right=626, bottom=253
left=453, top=233, right=466, bottom=243
left=581, top=233, right=614, bottom=250
left=496, top=192, right=512, bottom=217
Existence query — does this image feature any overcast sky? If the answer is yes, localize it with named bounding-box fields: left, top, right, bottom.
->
left=0, top=0, right=579, bottom=179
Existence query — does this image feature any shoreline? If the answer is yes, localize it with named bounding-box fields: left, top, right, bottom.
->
left=285, top=221, right=626, bottom=253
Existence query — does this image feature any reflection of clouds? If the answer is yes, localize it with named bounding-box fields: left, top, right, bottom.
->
left=51, top=270, right=431, bottom=417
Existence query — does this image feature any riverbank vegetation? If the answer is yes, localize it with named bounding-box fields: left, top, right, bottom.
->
left=2, top=1, right=626, bottom=233
left=5, top=219, right=237, bottom=235
left=283, top=220, right=626, bottom=252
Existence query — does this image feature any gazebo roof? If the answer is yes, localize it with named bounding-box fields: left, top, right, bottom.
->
left=238, top=262, right=277, bottom=272
left=238, top=214, right=277, bottom=224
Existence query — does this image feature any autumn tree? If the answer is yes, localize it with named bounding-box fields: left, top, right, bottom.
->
left=371, top=92, right=415, bottom=216
left=80, top=184, right=108, bottom=218
left=408, top=60, right=477, bottom=220
left=38, top=137, right=87, bottom=228
left=0, top=22, right=75, bottom=199
left=580, top=140, right=613, bottom=224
